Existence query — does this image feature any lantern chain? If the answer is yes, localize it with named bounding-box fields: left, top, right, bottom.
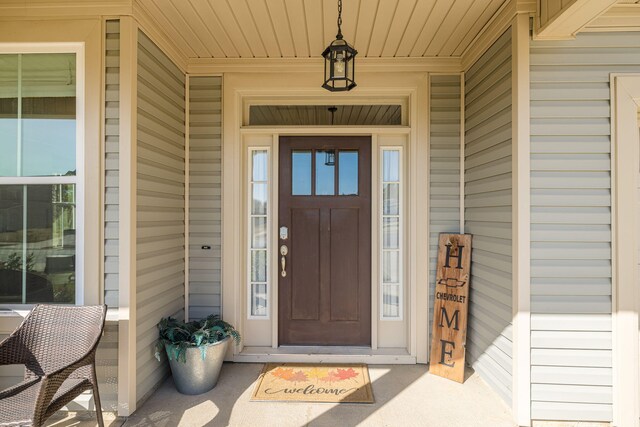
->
left=336, top=0, right=343, bottom=39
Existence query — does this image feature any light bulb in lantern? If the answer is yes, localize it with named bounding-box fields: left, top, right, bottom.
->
left=334, top=53, right=345, bottom=77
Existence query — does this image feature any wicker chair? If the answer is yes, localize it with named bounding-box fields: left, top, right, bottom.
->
left=0, top=304, right=107, bottom=427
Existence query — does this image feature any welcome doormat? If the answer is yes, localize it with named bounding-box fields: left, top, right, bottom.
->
left=251, top=363, right=374, bottom=403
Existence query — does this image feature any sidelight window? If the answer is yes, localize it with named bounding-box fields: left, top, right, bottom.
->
left=0, top=52, right=80, bottom=305
left=381, top=148, right=402, bottom=319
left=248, top=149, right=269, bottom=318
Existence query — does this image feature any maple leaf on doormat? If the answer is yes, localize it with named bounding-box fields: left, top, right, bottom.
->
left=335, top=368, right=359, bottom=381
left=271, top=367, right=295, bottom=381
left=307, top=367, right=330, bottom=381
left=289, top=370, right=308, bottom=382
left=320, top=370, right=341, bottom=383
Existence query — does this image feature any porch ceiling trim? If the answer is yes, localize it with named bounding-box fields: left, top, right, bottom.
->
left=0, top=0, right=132, bottom=18
left=534, top=0, right=618, bottom=40
left=585, top=4, right=640, bottom=32
left=461, top=0, right=535, bottom=71
left=132, top=1, right=188, bottom=72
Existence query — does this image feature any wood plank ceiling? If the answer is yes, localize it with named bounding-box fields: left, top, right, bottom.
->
left=135, top=0, right=508, bottom=59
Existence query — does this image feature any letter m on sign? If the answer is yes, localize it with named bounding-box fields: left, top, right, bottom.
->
left=429, top=233, right=472, bottom=383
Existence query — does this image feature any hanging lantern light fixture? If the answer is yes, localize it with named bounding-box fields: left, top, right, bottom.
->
left=322, top=0, right=357, bottom=92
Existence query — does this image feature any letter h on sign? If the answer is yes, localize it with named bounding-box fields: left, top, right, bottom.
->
left=444, top=242, right=465, bottom=269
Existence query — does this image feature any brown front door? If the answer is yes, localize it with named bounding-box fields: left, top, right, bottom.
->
left=278, top=136, right=371, bottom=346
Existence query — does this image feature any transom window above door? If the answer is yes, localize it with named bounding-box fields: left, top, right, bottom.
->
left=291, top=149, right=359, bottom=196
left=248, top=104, right=403, bottom=126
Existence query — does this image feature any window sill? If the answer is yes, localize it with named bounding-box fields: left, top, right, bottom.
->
left=0, top=307, right=119, bottom=322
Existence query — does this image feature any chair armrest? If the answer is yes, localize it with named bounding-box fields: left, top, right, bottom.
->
left=0, top=378, right=40, bottom=400
left=44, top=351, right=95, bottom=384
left=33, top=363, right=82, bottom=414
left=0, top=335, right=27, bottom=366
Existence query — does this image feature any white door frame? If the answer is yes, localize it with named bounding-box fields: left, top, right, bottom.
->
left=221, top=71, right=430, bottom=363
left=611, top=74, right=640, bottom=427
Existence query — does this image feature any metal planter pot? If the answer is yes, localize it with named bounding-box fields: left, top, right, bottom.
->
left=166, top=337, right=230, bottom=395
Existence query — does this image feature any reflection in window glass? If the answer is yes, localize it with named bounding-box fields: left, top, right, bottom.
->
left=338, top=151, right=358, bottom=195
left=383, top=285, right=400, bottom=318
left=249, top=149, right=268, bottom=317
left=292, top=151, right=311, bottom=195
left=251, top=217, right=267, bottom=249
left=0, top=185, right=76, bottom=304
left=383, top=217, right=399, bottom=249
left=381, top=149, right=401, bottom=319
left=251, top=283, right=267, bottom=318
left=0, top=53, right=76, bottom=177
left=0, top=52, right=78, bottom=306
left=383, top=150, right=399, bottom=182
left=252, top=151, right=268, bottom=182
left=383, top=183, right=399, bottom=215
left=252, top=183, right=267, bottom=215
left=0, top=55, right=18, bottom=177
left=248, top=104, right=402, bottom=126
left=316, top=150, right=335, bottom=195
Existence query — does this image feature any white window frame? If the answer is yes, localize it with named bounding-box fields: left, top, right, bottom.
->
left=0, top=44, right=85, bottom=308
left=246, top=147, right=271, bottom=320
left=380, top=146, right=403, bottom=321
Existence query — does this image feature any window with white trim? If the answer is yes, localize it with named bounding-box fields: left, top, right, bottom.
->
left=0, top=52, right=80, bottom=305
left=248, top=148, right=269, bottom=318
left=381, top=148, right=402, bottom=319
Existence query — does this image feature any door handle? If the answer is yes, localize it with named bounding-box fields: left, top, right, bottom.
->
left=280, top=245, right=288, bottom=277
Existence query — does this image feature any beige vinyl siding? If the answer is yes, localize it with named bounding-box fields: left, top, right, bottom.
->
left=428, top=74, right=461, bottom=339
left=67, top=321, right=118, bottom=412
left=93, top=321, right=118, bottom=412
left=104, top=20, right=120, bottom=308
left=464, top=29, right=513, bottom=406
left=136, top=30, right=186, bottom=404
left=188, top=76, right=222, bottom=320
left=94, top=20, right=120, bottom=413
left=528, top=32, right=640, bottom=422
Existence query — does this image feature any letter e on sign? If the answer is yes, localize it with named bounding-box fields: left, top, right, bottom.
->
left=429, top=233, right=472, bottom=383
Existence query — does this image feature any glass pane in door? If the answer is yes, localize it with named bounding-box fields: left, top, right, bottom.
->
left=315, top=150, right=335, bottom=195
left=338, top=151, right=358, bottom=195
left=292, top=151, right=311, bottom=195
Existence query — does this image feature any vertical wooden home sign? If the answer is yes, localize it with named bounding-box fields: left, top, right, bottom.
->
left=429, top=233, right=472, bottom=383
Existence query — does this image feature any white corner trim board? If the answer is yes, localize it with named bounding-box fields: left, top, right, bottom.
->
left=611, top=73, right=640, bottom=427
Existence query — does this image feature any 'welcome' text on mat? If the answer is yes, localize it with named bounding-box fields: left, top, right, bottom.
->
left=251, top=363, right=374, bottom=403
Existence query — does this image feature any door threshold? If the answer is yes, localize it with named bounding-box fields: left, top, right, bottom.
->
left=234, top=346, right=416, bottom=364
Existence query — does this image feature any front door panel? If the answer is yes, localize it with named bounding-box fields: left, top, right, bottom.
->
left=279, top=136, right=371, bottom=346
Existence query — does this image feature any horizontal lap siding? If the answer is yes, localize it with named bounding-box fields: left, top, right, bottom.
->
left=136, top=31, right=185, bottom=405
left=105, top=20, right=119, bottom=309
left=528, top=32, right=640, bottom=422
left=429, top=74, right=461, bottom=341
left=188, top=76, right=222, bottom=320
left=464, top=29, right=513, bottom=407
left=96, top=20, right=120, bottom=413
left=68, top=322, right=118, bottom=412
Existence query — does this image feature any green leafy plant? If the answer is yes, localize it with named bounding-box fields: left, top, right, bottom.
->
left=1, top=252, right=35, bottom=272
left=155, top=315, right=240, bottom=363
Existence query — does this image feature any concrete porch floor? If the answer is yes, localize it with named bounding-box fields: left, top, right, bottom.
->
left=47, top=363, right=516, bottom=427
